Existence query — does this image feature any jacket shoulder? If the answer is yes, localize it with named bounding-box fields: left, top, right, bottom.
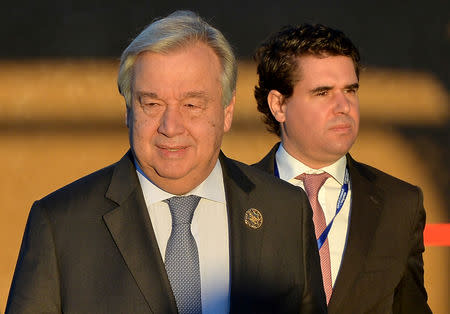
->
left=36, top=160, right=120, bottom=215
left=252, top=142, right=280, bottom=173
left=349, top=157, right=421, bottom=194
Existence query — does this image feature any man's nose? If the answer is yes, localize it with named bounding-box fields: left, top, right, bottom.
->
left=158, top=106, right=185, bottom=137
left=333, top=91, right=351, bottom=114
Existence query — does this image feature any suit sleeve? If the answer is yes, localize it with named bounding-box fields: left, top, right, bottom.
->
left=299, top=194, right=328, bottom=314
left=6, top=201, right=62, bottom=313
left=392, top=187, right=432, bottom=314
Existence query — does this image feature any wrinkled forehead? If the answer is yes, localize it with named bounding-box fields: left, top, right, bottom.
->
left=130, top=44, right=224, bottom=103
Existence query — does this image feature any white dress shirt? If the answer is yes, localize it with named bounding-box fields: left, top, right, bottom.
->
left=136, top=160, right=230, bottom=314
left=275, top=144, right=352, bottom=286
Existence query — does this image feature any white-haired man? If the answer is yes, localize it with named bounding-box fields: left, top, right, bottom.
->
left=6, top=11, right=326, bottom=314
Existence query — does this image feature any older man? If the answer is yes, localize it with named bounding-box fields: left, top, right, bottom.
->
left=6, top=11, right=326, bottom=313
left=253, top=24, right=431, bottom=313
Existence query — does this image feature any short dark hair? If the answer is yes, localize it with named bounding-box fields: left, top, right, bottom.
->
left=254, top=24, right=361, bottom=136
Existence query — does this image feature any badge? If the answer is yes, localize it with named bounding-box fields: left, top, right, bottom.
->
left=244, top=208, right=263, bottom=229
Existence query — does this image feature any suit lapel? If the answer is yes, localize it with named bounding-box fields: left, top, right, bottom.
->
left=101, top=151, right=267, bottom=312
left=328, top=154, right=383, bottom=311
left=103, top=151, right=177, bottom=314
left=219, top=153, right=266, bottom=310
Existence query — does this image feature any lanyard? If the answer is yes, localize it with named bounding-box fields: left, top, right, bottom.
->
left=274, top=159, right=349, bottom=249
left=317, top=168, right=349, bottom=250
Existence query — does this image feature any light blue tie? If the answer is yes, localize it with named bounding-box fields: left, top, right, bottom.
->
left=165, top=196, right=202, bottom=314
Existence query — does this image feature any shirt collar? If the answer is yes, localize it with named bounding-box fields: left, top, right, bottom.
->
left=275, top=143, right=347, bottom=185
left=135, top=159, right=226, bottom=205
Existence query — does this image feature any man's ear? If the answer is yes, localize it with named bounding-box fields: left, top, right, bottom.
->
left=125, top=105, right=131, bottom=128
left=223, top=93, right=235, bottom=133
left=267, top=90, right=287, bottom=123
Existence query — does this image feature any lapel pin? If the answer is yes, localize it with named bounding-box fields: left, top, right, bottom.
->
left=244, top=208, right=263, bottom=229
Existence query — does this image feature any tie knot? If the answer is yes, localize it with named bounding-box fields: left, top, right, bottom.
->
left=295, top=172, right=330, bottom=199
left=166, top=195, right=201, bottom=225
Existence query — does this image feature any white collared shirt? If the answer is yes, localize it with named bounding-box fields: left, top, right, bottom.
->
left=136, top=160, right=230, bottom=314
left=276, top=144, right=351, bottom=286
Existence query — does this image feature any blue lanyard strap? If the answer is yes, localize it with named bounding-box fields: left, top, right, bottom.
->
left=274, top=159, right=280, bottom=178
left=317, top=168, right=349, bottom=250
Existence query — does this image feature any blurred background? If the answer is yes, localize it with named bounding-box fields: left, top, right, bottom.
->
left=1, top=0, right=448, bottom=312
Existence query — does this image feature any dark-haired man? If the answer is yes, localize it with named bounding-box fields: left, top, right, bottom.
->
left=253, top=24, right=431, bottom=314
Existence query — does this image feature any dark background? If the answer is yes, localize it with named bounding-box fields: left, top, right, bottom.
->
left=2, top=0, right=449, bottom=89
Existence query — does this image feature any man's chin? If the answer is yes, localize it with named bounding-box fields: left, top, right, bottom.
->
left=329, top=135, right=356, bottom=151
left=327, top=145, right=353, bottom=159
left=154, top=167, right=191, bottom=181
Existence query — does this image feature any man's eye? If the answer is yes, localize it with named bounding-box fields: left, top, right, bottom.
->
left=141, top=102, right=158, bottom=108
left=141, top=103, right=160, bottom=114
left=185, top=103, right=203, bottom=110
left=316, top=90, right=328, bottom=96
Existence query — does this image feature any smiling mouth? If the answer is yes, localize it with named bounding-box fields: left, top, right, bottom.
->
left=158, top=145, right=188, bottom=152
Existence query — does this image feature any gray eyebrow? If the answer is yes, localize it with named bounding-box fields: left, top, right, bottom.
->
left=135, top=90, right=210, bottom=101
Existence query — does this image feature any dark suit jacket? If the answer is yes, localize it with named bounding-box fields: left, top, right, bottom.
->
left=254, top=143, right=432, bottom=314
left=7, top=150, right=327, bottom=314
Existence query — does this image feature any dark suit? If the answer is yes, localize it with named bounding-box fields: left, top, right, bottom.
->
left=254, top=143, right=431, bottom=314
left=7, top=150, right=326, bottom=313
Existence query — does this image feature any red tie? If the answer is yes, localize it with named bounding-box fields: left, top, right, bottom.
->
left=296, top=172, right=333, bottom=304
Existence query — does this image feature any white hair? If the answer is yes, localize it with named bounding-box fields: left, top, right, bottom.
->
left=117, top=10, right=237, bottom=107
